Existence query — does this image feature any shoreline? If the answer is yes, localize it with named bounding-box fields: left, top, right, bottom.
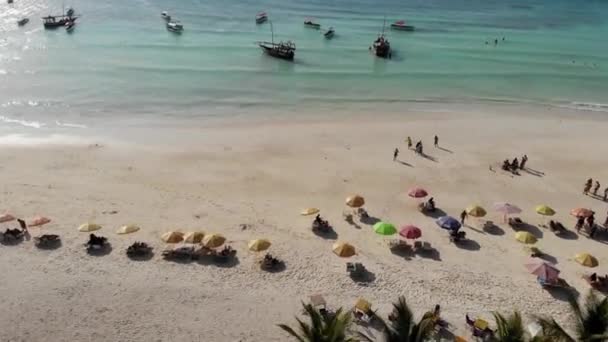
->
left=1, top=105, right=608, bottom=341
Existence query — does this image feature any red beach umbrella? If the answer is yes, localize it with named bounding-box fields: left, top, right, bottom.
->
left=399, top=225, right=422, bottom=239
left=408, top=187, right=428, bottom=198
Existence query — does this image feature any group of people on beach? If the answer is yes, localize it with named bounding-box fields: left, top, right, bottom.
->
left=394, top=135, right=440, bottom=160
left=583, top=178, right=608, bottom=201
left=501, top=155, right=528, bottom=173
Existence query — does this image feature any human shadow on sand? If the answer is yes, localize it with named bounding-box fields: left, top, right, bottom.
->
left=556, top=229, right=579, bottom=240
left=419, top=152, right=438, bottom=162
left=547, top=285, right=579, bottom=302
left=483, top=224, right=505, bottom=236
left=437, top=146, right=454, bottom=154
left=390, top=247, right=414, bottom=260
left=523, top=167, right=545, bottom=177
left=538, top=253, right=558, bottom=265
left=350, top=269, right=376, bottom=284
left=396, top=160, right=413, bottom=167
left=454, top=239, right=481, bottom=251
left=416, top=247, right=442, bottom=261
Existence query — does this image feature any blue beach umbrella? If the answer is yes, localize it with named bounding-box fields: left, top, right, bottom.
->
left=435, top=216, right=461, bottom=230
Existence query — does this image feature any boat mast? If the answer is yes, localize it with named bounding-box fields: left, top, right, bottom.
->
left=269, top=20, right=274, bottom=44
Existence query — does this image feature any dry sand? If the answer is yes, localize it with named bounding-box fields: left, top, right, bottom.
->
left=1, top=106, right=607, bottom=341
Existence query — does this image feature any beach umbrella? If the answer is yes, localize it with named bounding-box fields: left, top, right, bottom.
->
left=466, top=205, right=487, bottom=218
left=399, top=225, right=421, bottom=239
left=515, top=232, right=537, bottom=244
left=408, top=187, right=428, bottom=198
left=202, top=233, right=226, bottom=248
left=248, top=238, right=271, bottom=252
left=301, top=208, right=320, bottom=216
left=29, top=216, right=51, bottom=227
left=332, top=242, right=356, bottom=257
left=355, top=298, right=372, bottom=313
left=535, top=205, right=555, bottom=216
left=345, top=195, right=365, bottom=208
left=570, top=208, right=593, bottom=218
left=117, top=224, right=140, bottom=235
left=0, top=213, right=16, bottom=223
left=78, top=222, right=102, bottom=232
left=161, top=231, right=184, bottom=243
left=183, top=231, right=205, bottom=243
left=373, top=222, right=397, bottom=235
left=575, top=253, right=598, bottom=267
left=494, top=202, right=522, bottom=215
left=525, top=261, right=560, bottom=281
left=435, top=216, right=461, bottom=230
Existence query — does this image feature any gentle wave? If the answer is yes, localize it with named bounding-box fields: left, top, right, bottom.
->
left=0, top=116, right=45, bottom=128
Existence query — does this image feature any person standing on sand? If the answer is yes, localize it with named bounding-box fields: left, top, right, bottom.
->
left=393, top=148, right=399, bottom=161
left=460, top=210, right=467, bottom=225
left=576, top=216, right=585, bottom=232
left=520, top=155, right=528, bottom=170
left=434, top=135, right=439, bottom=147
left=593, top=181, right=600, bottom=196
left=584, top=178, right=592, bottom=195
left=604, top=187, right=608, bottom=201
left=407, top=136, right=412, bottom=150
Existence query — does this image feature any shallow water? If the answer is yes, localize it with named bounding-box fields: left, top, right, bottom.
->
left=1, top=0, right=607, bottom=131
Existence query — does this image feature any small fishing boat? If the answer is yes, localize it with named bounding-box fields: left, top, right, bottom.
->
left=65, top=20, right=75, bottom=32
left=257, top=21, right=295, bottom=60
left=391, top=20, right=415, bottom=31
left=255, top=12, right=268, bottom=24
left=304, top=19, right=321, bottom=29
left=161, top=11, right=171, bottom=21
left=17, top=18, right=29, bottom=26
left=370, top=18, right=391, bottom=59
left=66, top=7, right=75, bottom=17
left=42, top=15, right=76, bottom=28
left=323, top=27, right=335, bottom=39
left=166, top=20, right=184, bottom=33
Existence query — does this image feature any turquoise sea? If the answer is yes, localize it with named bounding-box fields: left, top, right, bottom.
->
left=1, top=0, right=608, bottom=130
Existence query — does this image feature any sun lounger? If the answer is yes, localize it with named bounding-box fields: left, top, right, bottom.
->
left=346, top=262, right=367, bottom=278
left=583, top=274, right=608, bottom=292
left=214, top=245, right=236, bottom=263
left=537, top=277, right=571, bottom=290
left=353, top=298, right=374, bottom=324
left=388, top=239, right=411, bottom=251
left=342, top=211, right=354, bottom=224
left=1, top=228, right=24, bottom=244
left=421, top=241, right=432, bottom=251
left=126, top=242, right=152, bottom=258
left=523, top=246, right=543, bottom=257
left=508, top=217, right=524, bottom=230
left=34, top=234, right=61, bottom=249
left=260, top=253, right=284, bottom=271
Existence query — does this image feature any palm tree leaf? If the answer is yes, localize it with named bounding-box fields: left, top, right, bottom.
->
left=277, top=324, right=307, bottom=342
left=536, top=316, right=575, bottom=342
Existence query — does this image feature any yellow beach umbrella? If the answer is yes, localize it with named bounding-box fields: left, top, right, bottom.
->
left=466, top=205, right=487, bottom=218
left=248, top=238, right=271, bottom=252
left=535, top=205, right=555, bottom=216
left=345, top=195, right=365, bottom=208
left=202, top=233, right=226, bottom=248
left=78, top=222, right=102, bottom=232
left=355, top=298, right=372, bottom=313
left=301, top=208, right=320, bottom=216
left=332, top=242, right=356, bottom=257
left=117, top=224, right=140, bottom=234
left=161, top=231, right=184, bottom=243
left=575, top=253, right=598, bottom=267
left=183, top=231, right=205, bottom=243
left=515, top=231, right=537, bottom=244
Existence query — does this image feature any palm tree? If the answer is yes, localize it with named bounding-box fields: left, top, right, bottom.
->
left=536, top=290, right=608, bottom=341
left=359, top=296, right=434, bottom=342
left=278, top=302, right=357, bottom=342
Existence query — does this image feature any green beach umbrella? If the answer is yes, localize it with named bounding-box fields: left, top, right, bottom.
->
left=373, top=222, right=396, bottom=235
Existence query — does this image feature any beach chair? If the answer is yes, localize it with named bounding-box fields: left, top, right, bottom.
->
left=346, top=262, right=367, bottom=278
left=508, top=217, right=524, bottom=230
left=388, top=239, right=411, bottom=252
left=421, top=241, right=432, bottom=251
left=523, top=246, right=543, bottom=258
left=353, top=298, right=373, bottom=324
left=342, top=211, right=354, bottom=224
left=413, top=241, right=423, bottom=250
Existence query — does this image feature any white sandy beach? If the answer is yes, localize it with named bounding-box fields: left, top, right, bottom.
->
left=1, top=106, right=607, bottom=341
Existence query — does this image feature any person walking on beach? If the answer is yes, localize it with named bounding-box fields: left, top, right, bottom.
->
left=407, top=136, right=412, bottom=150
left=593, top=181, right=600, bottom=196
left=576, top=216, right=585, bottom=232
left=460, top=210, right=467, bottom=225
left=434, top=135, right=439, bottom=148
left=584, top=178, right=593, bottom=195
left=520, top=155, right=528, bottom=170
left=604, top=187, right=608, bottom=201
left=393, top=148, right=399, bottom=161
left=587, top=212, right=595, bottom=228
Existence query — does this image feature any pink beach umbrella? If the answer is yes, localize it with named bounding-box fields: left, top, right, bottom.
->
left=399, top=225, right=421, bottom=239
left=525, top=261, right=560, bottom=281
left=0, top=213, right=16, bottom=223
left=494, top=202, right=522, bottom=222
left=408, top=187, right=428, bottom=199
left=29, top=216, right=51, bottom=227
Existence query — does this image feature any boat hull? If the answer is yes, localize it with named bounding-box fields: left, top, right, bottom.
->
left=256, top=17, right=267, bottom=24
left=304, top=23, right=321, bottom=29
left=259, top=45, right=294, bottom=60
left=324, top=31, right=334, bottom=39
left=391, top=24, right=415, bottom=31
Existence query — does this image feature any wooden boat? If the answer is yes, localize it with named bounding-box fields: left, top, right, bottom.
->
left=255, top=12, right=268, bottom=24
left=391, top=20, right=415, bottom=31
left=166, top=20, right=184, bottom=33
left=323, top=27, right=335, bottom=39
left=17, top=18, right=29, bottom=26
left=304, top=19, right=321, bottom=29
left=42, top=15, right=77, bottom=28
left=370, top=18, right=391, bottom=59
left=257, top=21, right=295, bottom=60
